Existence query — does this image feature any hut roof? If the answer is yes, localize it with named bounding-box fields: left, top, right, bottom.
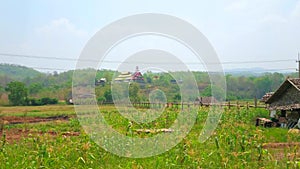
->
left=266, top=78, right=300, bottom=104
left=268, top=104, right=300, bottom=110
left=289, top=78, right=300, bottom=90
left=260, top=92, right=274, bottom=102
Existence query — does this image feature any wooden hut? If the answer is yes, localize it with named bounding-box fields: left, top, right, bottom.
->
left=265, top=78, right=300, bottom=128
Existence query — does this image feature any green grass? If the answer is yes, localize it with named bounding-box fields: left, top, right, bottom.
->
left=0, top=105, right=75, bottom=117
left=0, top=105, right=299, bottom=168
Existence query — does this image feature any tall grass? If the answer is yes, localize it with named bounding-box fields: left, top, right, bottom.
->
left=0, top=106, right=299, bottom=168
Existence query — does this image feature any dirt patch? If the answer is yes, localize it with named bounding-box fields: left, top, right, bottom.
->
left=0, top=115, right=71, bottom=125
left=0, top=105, right=75, bottom=115
left=262, top=142, right=300, bottom=161
left=0, top=128, right=80, bottom=143
left=0, top=115, right=79, bottom=143
left=262, top=142, right=300, bottom=149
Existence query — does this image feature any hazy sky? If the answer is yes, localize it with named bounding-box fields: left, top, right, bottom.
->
left=1, top=0, right=300, bottom=73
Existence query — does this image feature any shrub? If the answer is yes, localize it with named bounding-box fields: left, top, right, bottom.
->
left=27, top=97, right=58, bottom=106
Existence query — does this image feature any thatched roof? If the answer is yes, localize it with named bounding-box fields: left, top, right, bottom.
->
left=268, top=104, right=300, bottom=110
left=289, top=78, right=300, bottom=90
left=265, top=78, right=300, bottom=110
left=266, top=78, right=300, bottom=104
left=260, top=92, right=274, bottom=102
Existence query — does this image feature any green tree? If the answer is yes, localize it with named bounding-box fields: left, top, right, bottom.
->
left=104, top=90, right=113, bottom=103
left=5, top=81, right=28, bottom=106
left=97, top=96, right=106, bottom=104
left=254, top=76, right=272, bottom=98
left=0, top=86, right=4, bottom=98
left=149, top=89, right=166, bottom=103
left=173, top=93, right=181, bottom=102
left=201, top=85, right=225, bottom=101
left=28, top=83, right=43, bottom=94
left=129, top=83, right=140, bottom=103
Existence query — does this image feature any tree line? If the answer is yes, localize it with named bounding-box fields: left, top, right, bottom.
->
left=4, top=81, right=58, bottom=106
left=0, top=65, right=297, bottom=106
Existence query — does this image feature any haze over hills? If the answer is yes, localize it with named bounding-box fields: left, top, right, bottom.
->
left=1, top=63, right=296, bottom=76
left=0, top=63, right=298, bottom=105
left=224, top=67, right=296, bottom=76
left=0, top=64, right=43, bottom=80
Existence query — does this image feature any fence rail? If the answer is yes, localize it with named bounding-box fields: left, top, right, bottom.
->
left=99, top=100, right=267, bottom=110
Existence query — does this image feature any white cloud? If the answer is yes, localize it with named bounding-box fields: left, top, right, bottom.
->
left=1, top=1, right=299, bottom=72
left=36, top=18, right=88, bottom=38
left=14, top=18, right=91, bottom=71
left=259, top=15, right=288, bottom=24
left=291, top=0, right=300, bottom=18
left=21, top=18, right=90, bottom=56
left=217, top=0, right=300, bottom=70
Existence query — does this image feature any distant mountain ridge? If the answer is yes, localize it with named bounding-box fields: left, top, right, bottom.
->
left=225, top=67, right=295, bottom=76
left=0, top=64, right=296, bottom=78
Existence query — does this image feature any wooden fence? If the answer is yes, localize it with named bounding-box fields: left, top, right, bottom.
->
left=101, top=99, right=267, bottom=110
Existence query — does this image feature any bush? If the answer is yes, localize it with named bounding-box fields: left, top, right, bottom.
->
left=40, top=97, right=58, bottom=105
left=27, top=97, right=58, bottom=106
left=97, top=96, right=106, bottom=104
left=27, top=98, right=42, bottom=106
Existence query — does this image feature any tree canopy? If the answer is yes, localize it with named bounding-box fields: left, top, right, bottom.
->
left=0, top=64, right=298, bottom=106
left=5, top=81, right=28, bottom=106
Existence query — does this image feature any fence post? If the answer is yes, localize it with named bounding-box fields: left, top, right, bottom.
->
left=254, top=97, right=257, bottom=108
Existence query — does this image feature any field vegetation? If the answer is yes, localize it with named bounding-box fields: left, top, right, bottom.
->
left=0, top=105, right=299, bottom=168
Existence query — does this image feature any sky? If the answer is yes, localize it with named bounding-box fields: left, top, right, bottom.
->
left=1, top=0, right=300, bottom=73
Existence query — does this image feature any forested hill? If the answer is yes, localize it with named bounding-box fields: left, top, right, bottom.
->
left=0, top=64, right=298, bottom=105
left=0, top=64, right=42, bottom=80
